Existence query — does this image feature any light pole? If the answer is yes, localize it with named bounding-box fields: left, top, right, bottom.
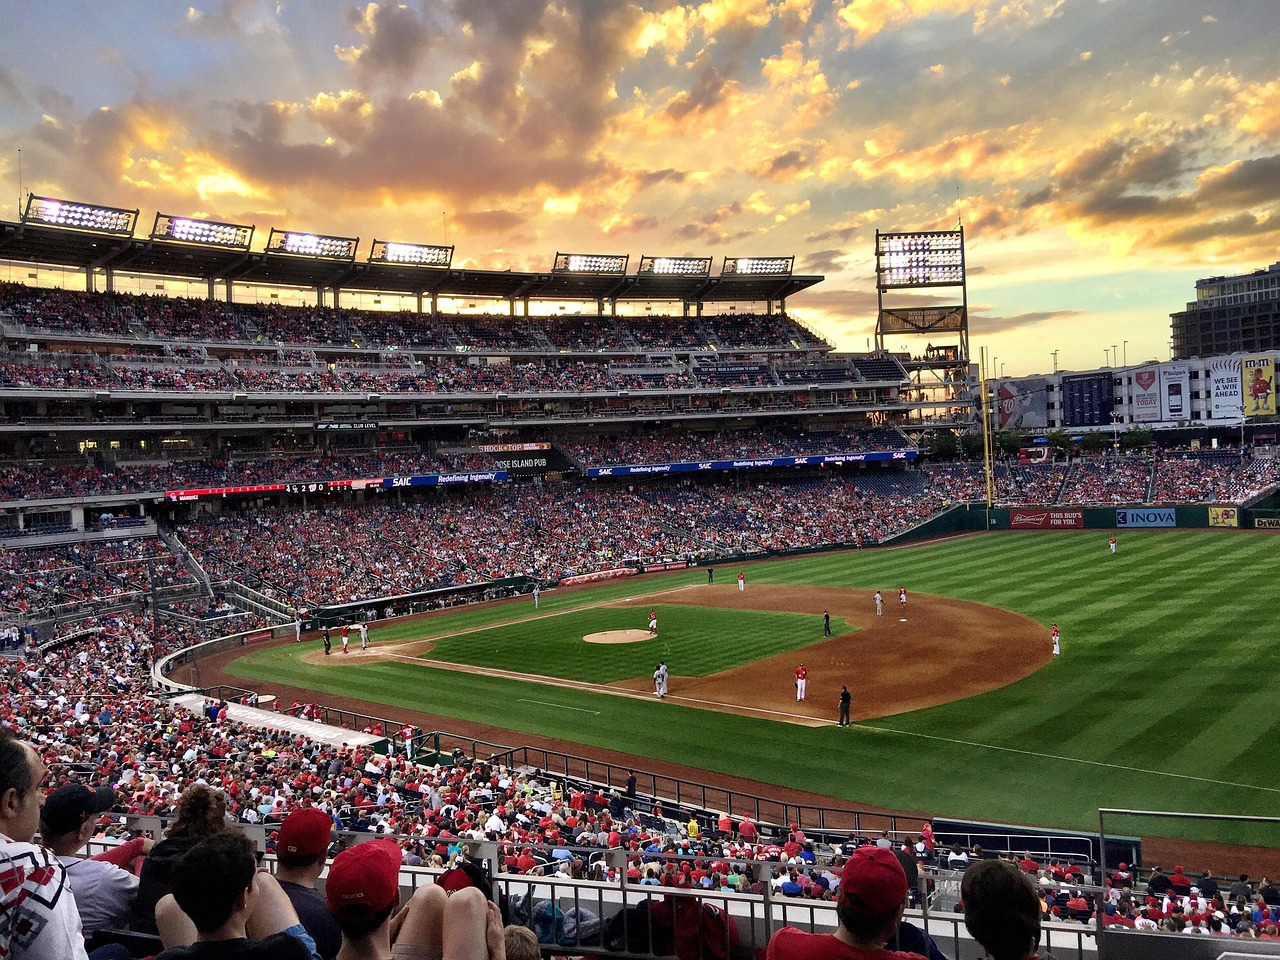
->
left=1104, top=347, right=1111, bottom=367
left=1111, top=343, right=1118, bottom=369
left=1122, top=340, right=1128, bottom=366
left=1000, top=362, right=1006, bottom=378
left=1051, top=349, right=1059, bottom=374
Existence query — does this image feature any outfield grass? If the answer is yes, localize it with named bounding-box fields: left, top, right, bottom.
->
left=229, top=530, right=1280, bottom=839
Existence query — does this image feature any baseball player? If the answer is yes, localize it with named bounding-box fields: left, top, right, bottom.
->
left=1109, top=536, right=1117, bottom=555
left=795, top=663, right=807, bottom=701
left=874, top=591, right=883, bottom=616
left=648, top=608, right=658, bottom=635
left=823, top=610, right=831, bottom=637
left=340, top=624, right=350, bottom=654
left=533, top=583, right=540, bottom=607
left=899, top=586, right=907, bottom=609
left=737, top=571, right=745, bottom=592
left=359, top=621, right=369, bottom=651
left=1051, top=623, right=1060, bottom=657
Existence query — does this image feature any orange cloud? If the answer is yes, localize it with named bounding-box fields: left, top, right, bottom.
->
left=835, top=0, right=1064, bottom=47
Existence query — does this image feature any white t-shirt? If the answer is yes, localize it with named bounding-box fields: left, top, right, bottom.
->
left=1, top=835, right=90, bottom=960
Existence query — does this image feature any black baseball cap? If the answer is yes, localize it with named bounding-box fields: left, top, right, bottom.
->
left=40, top=785, right=118, bottom=836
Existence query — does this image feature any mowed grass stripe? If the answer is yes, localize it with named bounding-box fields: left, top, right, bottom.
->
left=228, top=530, right=1280, bottom=833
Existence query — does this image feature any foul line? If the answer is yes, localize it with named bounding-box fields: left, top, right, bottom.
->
left=518, top=699, right=599, bottom=714
left=852, top=723, right=1280, bottom=795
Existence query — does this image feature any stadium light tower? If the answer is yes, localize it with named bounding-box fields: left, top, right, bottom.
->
left=637, top=255, right=711, bottom=277
left=369, top=239, right=453, bottom=267
left=552, top=252, right=628, bottom=273
left=266, top=227, right=358, bottom=260
left=24, top=194, right=137, bottom=235
left=152, top=213, right=253, bottom=249
left=721, top=256, right=793, bottom=276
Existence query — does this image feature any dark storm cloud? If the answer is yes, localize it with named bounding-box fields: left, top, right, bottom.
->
left=752, top=149, right=809, bottom=180
left=446, top=0, right=645, bottom=151
left=1158, top=212, right=1277, bottom=247
left=343, top=2, right=436, bottom=86
left=799, top=248, right=848, bottom=274
left=180, top=0, right=269, bottom=38
left=454, top=209, right=527, bottom=234
left=1195, top=154, right=1280, bottom=207
left=207, top=93, right=608, bottom=205
left=630, top=168, right=688, bottom=189
left=664, top=57, right=740, bottom=122
left=970, top=309, right=1083, bottom=336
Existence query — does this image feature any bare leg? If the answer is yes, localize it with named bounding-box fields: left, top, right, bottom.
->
left=155, top=893, right=197, bottom=949
left=443, top=887, right=505, bottom=960
left=391, top=883, right=447, bottom=958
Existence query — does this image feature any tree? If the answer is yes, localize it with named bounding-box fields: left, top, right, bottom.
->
left=995, top=430, right=1025, bottom=458
left=1079, top=430, right=1110, bottom=454
left=960, top=431, right=986, bottom=460
left=1044, top=429, right=1074, bottom=456
left=920, top=430, right=959, bottom=460
left=1120, top=427, right=1153, bottom=451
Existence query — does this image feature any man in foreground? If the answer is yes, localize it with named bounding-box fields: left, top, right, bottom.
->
left=766, top=845, right=926, bottom=960
left=0, top=728, right=91, bottom=960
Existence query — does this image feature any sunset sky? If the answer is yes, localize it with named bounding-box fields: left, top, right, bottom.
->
left=1, top=1, right=1277, bottom=376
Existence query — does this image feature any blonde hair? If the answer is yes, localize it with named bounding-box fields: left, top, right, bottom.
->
left=504, top=924, right=540, bottom=960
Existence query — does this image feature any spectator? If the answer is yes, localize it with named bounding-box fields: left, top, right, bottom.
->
left=767, top=846, right=923, bottom=960
left=325, top=838, right=505, bottom=960
left=961, top=859, right=1041, bottom=960
left=274, top=808, right=341, bottom=960
left=0, top=728, right=91, bottom=960
left=39, top=784, right=142, bottom=937
left=153, top=830, right=312, bottom=959
left=504, top=924, right=540, bottom=960
left=134, top=783, right=232, bottom=934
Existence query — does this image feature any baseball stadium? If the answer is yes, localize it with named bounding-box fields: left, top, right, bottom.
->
left=2, top=194, right=1280, bottom=960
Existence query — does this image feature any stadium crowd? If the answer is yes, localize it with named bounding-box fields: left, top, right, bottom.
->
left=6, top=612, right=1279, bottom=959
left=1, top=282, right=822, bottom=354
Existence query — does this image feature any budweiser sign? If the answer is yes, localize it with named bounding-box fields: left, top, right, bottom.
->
left=1010, top=510, right=1084, bottom=529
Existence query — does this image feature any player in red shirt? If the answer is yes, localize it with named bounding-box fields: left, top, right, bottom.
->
left=898, top=586, right=907, bottom=609
left=795, top=664, right=807, bottom=701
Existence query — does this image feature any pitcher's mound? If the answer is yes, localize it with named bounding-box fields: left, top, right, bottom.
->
left=584, top=629, right=651, bottom=644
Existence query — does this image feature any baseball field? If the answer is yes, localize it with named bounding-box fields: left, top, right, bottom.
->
left=224, top=529, right=1280, bottom=845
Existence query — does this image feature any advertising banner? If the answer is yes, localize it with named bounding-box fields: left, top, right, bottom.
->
left=1060, top=372, right=1115, bottom=427
left=1160, top=362, right=1191, bottom=422
left=997, top=378, right=1048, bottom=430
left=586, top=449, right=916, bottom=477
left=1009, top=509, right=1084, bottom=529
left=1254, top=516, right=1280, bottom=529
left=1132, top=366, right=1161, bottom=422
left=1244, top=354, right=1276, bottom=417
left=1116, top=508, right=1176, bottom=528
left=1209, top=506, right=1240, bottom=528
left=1207, top=356, right=1243, bottom=419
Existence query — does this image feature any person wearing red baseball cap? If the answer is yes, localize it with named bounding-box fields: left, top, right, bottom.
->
left=325, top=839, right=506, bottom=960
left=275, top=808, right=340, bottom=960
left=767, top=845, right=924, bottom=960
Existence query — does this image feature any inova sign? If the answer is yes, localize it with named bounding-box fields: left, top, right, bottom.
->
left=1115, top=508, right=1176, bottom=527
